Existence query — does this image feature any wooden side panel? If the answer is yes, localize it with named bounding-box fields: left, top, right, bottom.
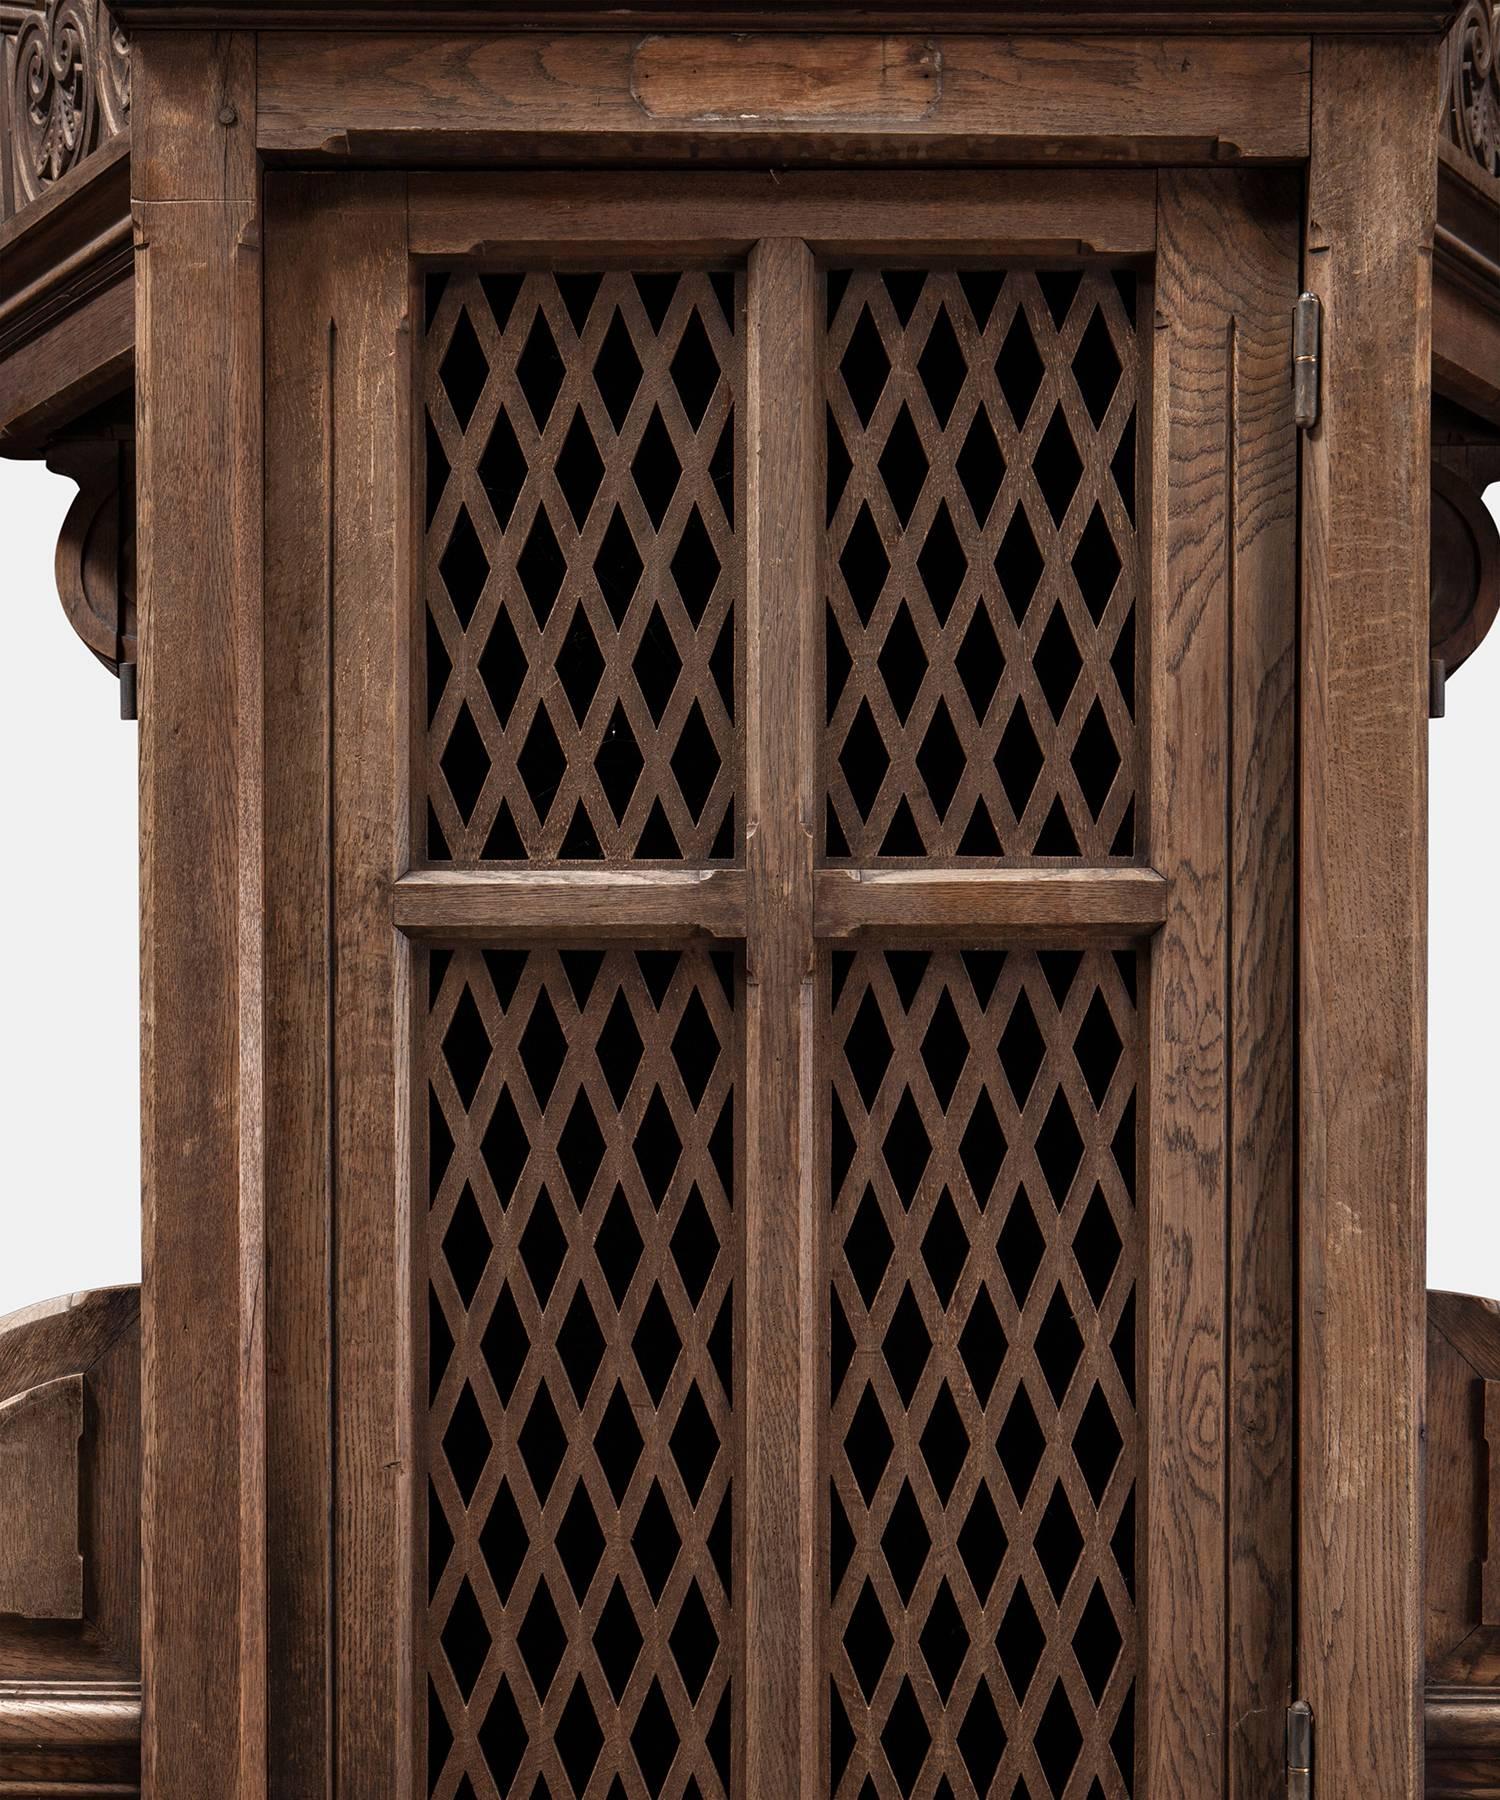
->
left=133, top=30, right=265, bottom=1800
left=741, top=236, right=820, bottom=1793
left=0, top=1376, right=84, bottom=1621
left=263, top=174, right=336, bottom=1799
left=262, top=170, right=414, bottom=1800
left=1301, top=38, right=1438, bottom=1800
left=1224, top=175, right=1299, bottom=1800
left=1147, top=170, right=1298, bottom=1800
left=324, top=176, right=415, bottom=1796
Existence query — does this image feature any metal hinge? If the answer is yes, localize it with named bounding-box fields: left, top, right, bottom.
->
left=1287, top=1700, right=1313, bottom=1800
left=1294, top=294, right=1322, bottom=430
left=119, top=660, right=138, bottom=723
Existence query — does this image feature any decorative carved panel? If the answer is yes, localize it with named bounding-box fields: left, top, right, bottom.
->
left=823, top=268, right=1140, bottom=863
left=1442, top=2, right=1500, bottom=179
left=424, top=946, right=737, bottom=1798
left=422, top=270, right=743, bottom=865
left=1, top=1, right=130, bottom=222
left=826, top=947, right=1138, bottom=1798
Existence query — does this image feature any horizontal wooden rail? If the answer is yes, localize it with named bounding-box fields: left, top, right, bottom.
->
left=394, top=864, right=1168, bottom=946
left=815, top=866, right=1169, bottom=942
left=393, top=868, right=749, bottom=941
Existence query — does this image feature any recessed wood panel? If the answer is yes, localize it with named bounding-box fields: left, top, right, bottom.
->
left=822, top=267, right=1140, bottom=863
left=826, top=947, right=1138, bottom=1798
left=424, top=946, right=738, bottom=1798
left=423, top=269, right=744, bottom=866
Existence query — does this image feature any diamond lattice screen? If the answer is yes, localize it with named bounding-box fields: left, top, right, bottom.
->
left=423, top=271, right=743, bottom=864
left=824, top=269, right=1140, bottom=862
left=425, top=948, right=737, bottom=1797
left=827, top=948, right=1138, bottom=1798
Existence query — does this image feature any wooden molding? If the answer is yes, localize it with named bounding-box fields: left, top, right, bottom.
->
left=110, top=0, right=1463, bottom=31
left=259, top=32, right=1310, bottom=167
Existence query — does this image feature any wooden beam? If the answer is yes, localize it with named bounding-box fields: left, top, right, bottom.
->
left=740, top=235, right=820, bottom=1795
left=112, top=0, right=1462, bottom=33
left=258, top=33, right=1310, bottom=167
left=408, top=170, right=1157, bottom=261
left=814, top=867, right=1168, bottom=942
left=393, top=868, right=749, bottom=942
left=1300, top=36, right=1437, bottom=1800
left=134, top=29, right=265, bottom=1800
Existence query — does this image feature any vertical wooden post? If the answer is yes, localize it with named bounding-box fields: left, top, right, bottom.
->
left=742, top=236, right=820, bottom=1796
left=1301, top=38, right=1438, bottom=1800
left=133, top=31, right=265, bottom=1799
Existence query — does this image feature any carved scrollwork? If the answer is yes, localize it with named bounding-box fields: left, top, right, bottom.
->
left=5, top=1, right=129, bottom=214
left=1443, top=0, right=1500, bottom=179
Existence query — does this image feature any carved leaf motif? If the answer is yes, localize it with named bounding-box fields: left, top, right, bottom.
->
left=1443, top=0, right=1500, bottom=179
left=7, top=0, right=129, bottom=212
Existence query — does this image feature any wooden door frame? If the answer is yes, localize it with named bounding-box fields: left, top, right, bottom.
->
left=131, top=25, right=1432, bottom=1800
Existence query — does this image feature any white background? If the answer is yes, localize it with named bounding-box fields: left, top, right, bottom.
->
left=0, top=460, right=1495, bottom=1316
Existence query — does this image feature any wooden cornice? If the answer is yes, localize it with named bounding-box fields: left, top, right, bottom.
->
left=108, top=0, right=1465, bottom=33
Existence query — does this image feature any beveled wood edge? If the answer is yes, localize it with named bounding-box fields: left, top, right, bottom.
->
left=392, top=865, right=1167, bottom=943
left=0, top=1287, right=139, bottom=1403
left=1430, top=1288, right=1500, bottom=1378
left=1429, top=1683, right=1500, bottom=1756
left=110, top=0, right=1464, bottom=31
left=816, top=865, right=1168, bottom=941
left=0, top=1681, right=142, bottom=1748
left=406, top=169, right=1158, bottom=259
left=392, top=867, right=749, bottom=941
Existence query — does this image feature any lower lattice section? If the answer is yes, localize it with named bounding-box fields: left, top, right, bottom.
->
left=424, top=947, right=736, bottom=1799
left=826, top=948, right=1138, bottom=1799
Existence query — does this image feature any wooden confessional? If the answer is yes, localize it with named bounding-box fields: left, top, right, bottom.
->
left=2, top=5, right=1499, bottom=1797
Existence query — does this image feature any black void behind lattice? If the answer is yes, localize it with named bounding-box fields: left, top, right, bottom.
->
left=828, top=948, right=1138, bottom=1799
left=425, top=947, right=737, bottom=1798
left=423, top=271, right=743, bottom=864
left=824, top=268, right=1141, bottom=863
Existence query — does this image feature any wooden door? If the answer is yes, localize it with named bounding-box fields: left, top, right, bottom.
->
left=262, top=168, right=1299, bottom=1800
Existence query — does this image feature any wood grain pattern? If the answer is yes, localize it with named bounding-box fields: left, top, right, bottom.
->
left=322, top=175, right=415, bottom=1797
left=0, top=1376, right=83, bottom=1621
left=741, top=235, right=820, bottom=1796
left=133, top=28, right=265, bottom=1800
left=262, top=170, right=337, bottom=1800
left=632, top=33, right=940, bottom=121
left=257, top=34, right=1308, bottom=165
left=1221, top=173, right=1299, bottom=1800
left=1144, top=170, right=1298, bottom=1800
left=395, top=870, right=748, bottom=942
left=407, top=172, right=1156, bottom=261
left=815, top=868, right=1167, bottom=942
left=111, top=0, right=1458, bottom=27
left=1300, top=37, right=1439, bottom=1800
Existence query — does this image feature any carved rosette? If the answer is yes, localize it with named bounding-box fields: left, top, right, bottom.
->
left=1444, top=0, right=1500, bottom=179
left=8, top=0, right=129, bottom=210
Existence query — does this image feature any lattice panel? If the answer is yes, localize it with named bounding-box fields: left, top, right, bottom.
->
left=828, top=949, right=1138, bottom=1799
left=423, top=271, right=743, bottom=864
left=425, top=948, right=737, bottom=1798
left=824, top=270, right=1140, bottom=862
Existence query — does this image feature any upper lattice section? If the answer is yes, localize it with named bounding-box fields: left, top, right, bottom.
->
left=823, top=268, right=1140, bottom=864
left=422, top=269, right=742, bottom=865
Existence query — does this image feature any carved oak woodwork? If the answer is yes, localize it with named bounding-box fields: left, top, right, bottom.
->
left=0, top=7, right=1486, bottom=1800
left=47, top=422, right=136, bottom=677
left=0, top=0, right=129, bottom=223
left=0, top=1288, right=141, bottom=1797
